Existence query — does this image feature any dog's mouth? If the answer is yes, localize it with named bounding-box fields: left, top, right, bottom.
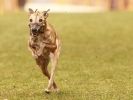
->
left=32, top=32, right=38, bottom=37
left=31, top=26, right=44, bottom=37
left=31, top=28, right=40, bottom=37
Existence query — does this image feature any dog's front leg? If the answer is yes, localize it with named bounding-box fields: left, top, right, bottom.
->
left=37, top=42, right=45, bottom=56
left=32, top=50, right=38, bottom=59
left=28, top=42, right=38, bottom=58
left=29, top=48, right=38, bottom=59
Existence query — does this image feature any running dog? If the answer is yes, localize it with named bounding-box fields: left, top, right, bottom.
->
left=28, top=8, right=61, bottom=93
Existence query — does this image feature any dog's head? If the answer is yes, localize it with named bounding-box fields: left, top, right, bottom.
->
left=28, top=8, right=50, bottom=36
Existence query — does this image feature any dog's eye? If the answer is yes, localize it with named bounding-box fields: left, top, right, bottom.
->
left=39, top=19, right=43, bottom=22
left=29, top=19, right=32, bottom=22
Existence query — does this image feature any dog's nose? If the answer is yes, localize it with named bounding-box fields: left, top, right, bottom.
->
left=32, top=28, right=37, bottom=33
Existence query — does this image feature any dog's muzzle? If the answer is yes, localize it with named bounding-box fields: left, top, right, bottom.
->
left=31, top=28, right=38, bottom=36
left=29, top=24, right=45, bottom=36
left=32, top=28, right=37, bottom=32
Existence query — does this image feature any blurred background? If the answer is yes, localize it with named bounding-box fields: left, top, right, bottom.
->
left=0, top=0, right=133, bottom=13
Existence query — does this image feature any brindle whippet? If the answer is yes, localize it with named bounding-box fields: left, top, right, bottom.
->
left=28, top=8, right=61, bottom=93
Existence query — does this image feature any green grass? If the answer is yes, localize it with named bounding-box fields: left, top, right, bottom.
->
left=0, top=12, right=133, bottom=100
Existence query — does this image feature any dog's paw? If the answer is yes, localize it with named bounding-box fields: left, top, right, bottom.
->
left=34, top=55, right=38, bottom=59
left=32, top=53, right=38, bottom=59
left=37, top=50, right=42, bottom=56
left=44, top=88, right=51, bottom=94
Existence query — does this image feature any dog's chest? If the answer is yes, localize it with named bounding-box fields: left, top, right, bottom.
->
left=30, top=37, right=40, bottom=49
left=30, top=36, right=46, bottom=51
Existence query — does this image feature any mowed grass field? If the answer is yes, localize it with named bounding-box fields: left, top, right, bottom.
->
left=0, top=12, right=133, bottom=100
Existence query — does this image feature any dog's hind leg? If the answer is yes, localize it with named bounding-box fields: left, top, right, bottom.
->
left=37, top=58, right=57, bottom=93
left=47, top=53, right=58, bottom=92
left=48, top=49, right=60, bottom=92
left=36, top=58, right=50, bottom=79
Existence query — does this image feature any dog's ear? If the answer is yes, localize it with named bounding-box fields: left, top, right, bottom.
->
left=43, top=9, right=50, bottom=19
left=29, top=8, right=34, bottom=14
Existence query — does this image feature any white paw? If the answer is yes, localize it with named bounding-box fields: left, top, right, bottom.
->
left=44, top=88, right=51, bottom=93
left=32, top=53, right=38, bottom=59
